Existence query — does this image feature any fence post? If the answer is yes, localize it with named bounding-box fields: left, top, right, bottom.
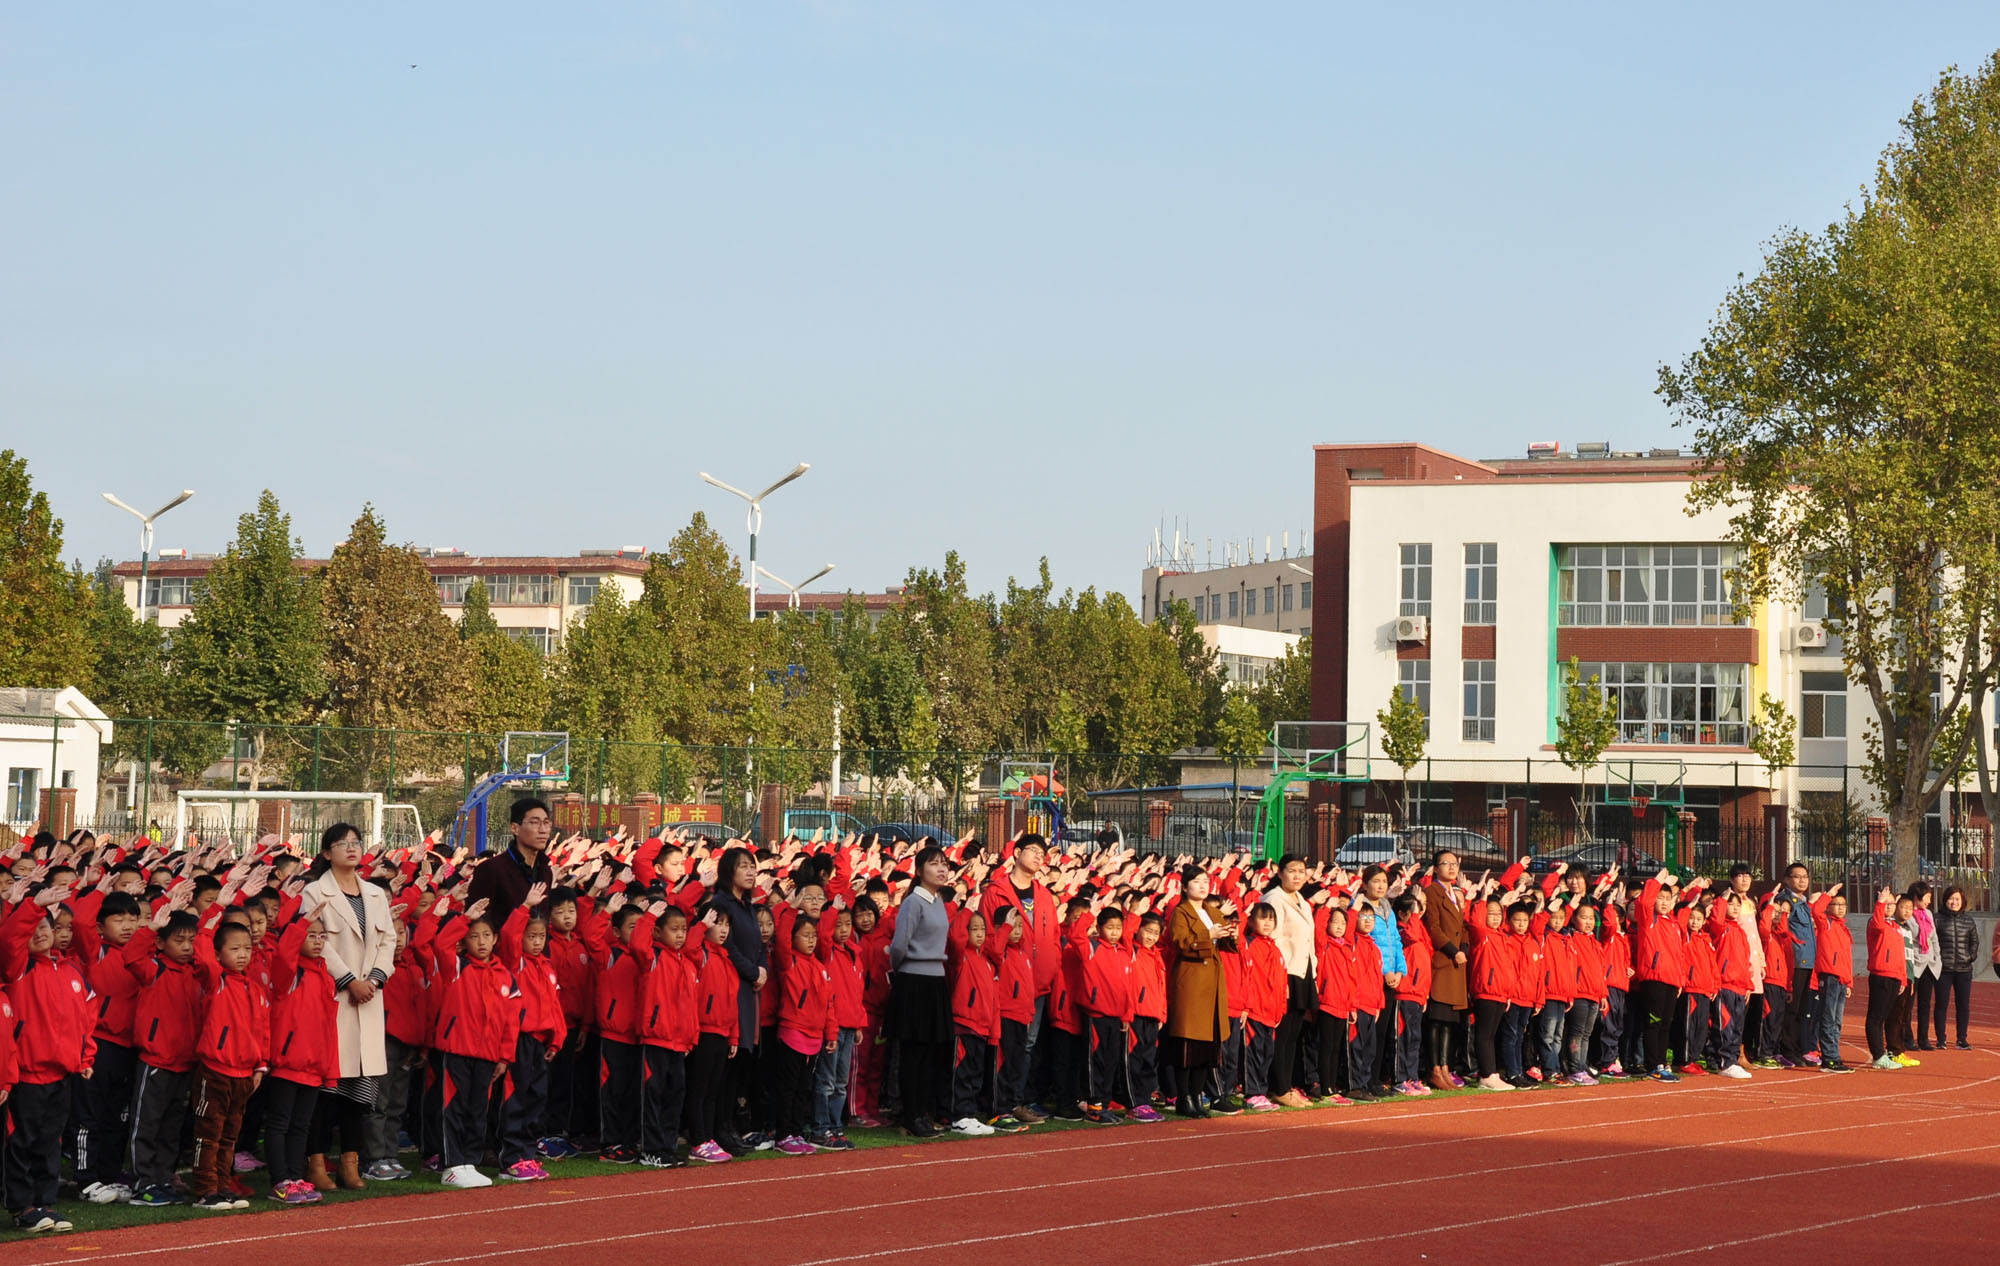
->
left=464, top=732, right=473, bottom=801
left=387, top=727, right=397, bottom=798
left=311, top=725, right=322, bottom=792
left=142, top=719, right=154, bottom=836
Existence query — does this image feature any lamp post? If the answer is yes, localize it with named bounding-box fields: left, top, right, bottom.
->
left=102, top=489, right=195, bottom=625
left=699, top=465, right=811, bottom=821
left=753, top=562, right=836, bottom=613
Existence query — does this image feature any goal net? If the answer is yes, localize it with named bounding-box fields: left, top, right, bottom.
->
left=173, top=790, right=423, bottom=854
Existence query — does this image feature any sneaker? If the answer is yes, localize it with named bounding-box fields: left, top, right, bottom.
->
left=1960, top=1041, right=1974, bottom=1050
left=15, top=1210, right=58, bottom=1232
left=1274, top=1089, right=1313, bottom=1109
left=951, top=1116, right=996, bottom=1135
left=269, top=1179, right=294, bottom=1203
left=690, top=1141, right=733, bottom=1163
left=365, top=1159, right=411, bottom=1180
left=1774, top=1055, right=1798, bottom=1069
left=1602, top=1061, right=1625, bottom=1078
left=1649, top=1066, right=1681, bottom=1083
left=424, top=1154, right=443, bottom=1172
left=776, top=1136, right=817, bottom=1156
left=740, top=1131, right=775, bottom=1151
left=638, top=1153, right=685, bottom=1169
left=988, top=1115, right=1030, bottom=1133
left=1080, top=1103, right=1123, bottom=1125
left=600, top=1145, right=639, bottom=1164
left=1751, top=1057, right=1782, bottom=1069
left=192, top=1194, right=240, bottom=1210
left=1524, top=1066, right=1543, bottom=1083
left=1719, top=1064, right=1752, bottom=1081
left=1446, top=1072, right=1467, bottom=1088
left=1245, top=1094, right=1278, bottom=1112
left=500, top=1159, right=549, bottom=1181
left=848, top=1115, right=885, bottom=1129
left=1872, top=1055, right=1903, bottom=1071
left=1895, top=1054, right=1921, bottom=1067
left=1322, top=1092, right=1354, bottom=1105
left=225, top=1175, right=253, bottom=1198
left=1478, top=1074, right=1514, bottom=1092
left=536, top=1137, right=578, bottom=1160
left=1802, top=1051, right=1823, bottom=1067
left=284, top=1179, right=322, bottom=1205
left=86, top=1181, right=133, bottom=1205
left=906, top=1117, right=943, bottom=1138
left=441, top=1165, right=493, bottom=1188
left=1821, top=1059, right=1855, bottom=1073
left=1128, top=1105, right=1166, bottom=1123
left=1568, top=1072, right=1599, bottom=1087
left=823, top=1132, right=859, bottom=1150
left=1011, top=1104, right=1047, bottom=1125
left=1678, top=1062, right=1705, bottom=1076
left=1210, top=1096, right=1246, bottom=1115
left=127, top=1184, right=185, bottom=1207
left=233, top=1150, right=265, bottom=1173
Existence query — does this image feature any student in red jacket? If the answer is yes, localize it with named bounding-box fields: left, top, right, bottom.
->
left=1707, top=891, right=1757, bottom=1079
left=123, top=904, right=205, bottom=1207
left=1042, top=896, right=1094, bottom=1119
left=431, top=900, right=523, bottom=1190
left=538, top=886, right=595, bottom=1159
left=770, top=912, right=837, bottom=1155
left=1632, top=872, right=1697, bottom=1083
left=1079, top=907, right=1134, bottom=1123
left=632, top=903, right=697, bottom=1169
left=1392, top=892, right=1435, bottom=1098
left=1596, top=902, right=1635, bottom=1076
left=1466, top=892, right=1513, bottom=1091
left=498, top=886, right=567, bottom=1181
left=1128, top=913, right=1168, bottom=1121
left=1346, top=902, right=1388, bottom=1101
left=947, top=911, right=1002, bottom=1132
left=188, top=912, right=269, bottom=1211
left=849, top=897, right=894, bottom=1128
left=1754, top=894, right=1796, bottom=1068
left=1677, top=903, right=1720, bottom=1077
left=77, top=892, right=145, bottom=1205
left=1863, top=887, right=1910, bottom=1070
left=367, top=898, right=435, bottom=1180
left=1312, top=903, right=1358, bottom=1105
left=590, top=899, right=647, bottom=1164
left=684, top=906, right=740, bottom=1165
left=985, top=906, right=1037, bottom=1128
left=1562, top=901, right=1609, bottom=1085
left=264, top=903, right=340, bottom=1205
left=4, top=884, right=99, bottom=1230
left=812, top=904, right=866, bottom=1148
left=1531, top=902, right=1572, bottom=1085
left=1809, top=885, right=1854, bottom=1072
left=1240, top=904, right=1287, bottom=1110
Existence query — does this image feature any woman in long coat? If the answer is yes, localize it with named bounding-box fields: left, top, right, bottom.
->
left=1420, top=850, right=1470, bottom=1091
left=303, top=823, right=397, bottom=1188
left=1166, top=867, right=1231, bottom=1118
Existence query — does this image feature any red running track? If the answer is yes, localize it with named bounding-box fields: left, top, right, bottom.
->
left=20, top=989, right=2000, bottom=1266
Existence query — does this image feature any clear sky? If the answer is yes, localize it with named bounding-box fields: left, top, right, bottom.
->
left=7, top=4, right=1996, bottom=601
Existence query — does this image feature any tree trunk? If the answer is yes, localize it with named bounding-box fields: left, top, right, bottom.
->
left=1890, top=803, right=1923, bottom=894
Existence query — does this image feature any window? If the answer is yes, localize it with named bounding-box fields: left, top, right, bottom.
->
left=1227, top=591, right=1239, bottom=619
left=6, top=768, right=38, bottom=821
left=504, top=627, right=556, bottom=654
left=1398, top=660, right=1431, bottom=737
left=1557, top=545, right=1744, bottom=626
left=1462, top=661, right=1496, bottom=741
left=1244, top=589, right=1256, bottom=616
left=1569, top=661, right=1750, bottom=745
left=435, top=575, right=474, bottom=605
left=567, top=575, right=602, bottom=607
left=1263, top=586, right=1275, bottom=614
left=1214, top=593, right=1226, bottom=622
left=144, top=576, right=196, bottom=607
left=485, top=574, right=557, bottom=605
left=1463, top=543, right=1496, bottom=624
left=1301, top=581, right=1312, bottom=607
left=1400, top=544, right=1432, bottom=617
left=1282, top=584, right=1295, bottom=613
left=1802, top=671, right=1847, bottom=739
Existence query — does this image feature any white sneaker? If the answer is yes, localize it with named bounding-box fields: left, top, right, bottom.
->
left=1478, top=1074, right=1515, bottom=1092
left=81, top=1183, right=110, bottom=1204
left=442, top=1165, right=493, bottom=1189
left=1719, top=1064, right=1751, bottom=1080
left=951, top=1117, right=995, bottom=1136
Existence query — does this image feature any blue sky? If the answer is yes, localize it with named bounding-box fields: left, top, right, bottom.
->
left=6, top=3, right=1995, bottom=600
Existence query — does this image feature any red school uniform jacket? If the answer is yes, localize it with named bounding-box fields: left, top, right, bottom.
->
left=0, top=988, right=16, bottom=1095
left=1540, top=921, right=1577, bottom=1006
left=1599, top=909, right=1633, bottom=994
left=269, top=918, right=340, bottom=1087
left=819, top=935, right=868, bottom=1031
left=86, top=936, right=143, bottom=1048
left=2, top=903, right=97, bottom=1083
left=1079, top=937, right=1133, bottom=1022
left=501, top=908, right=569, bottom=1050
left=1682, top=925, right=1720, bottom=997
left=858, top=923, right=894, bottom=1022
left=1809, top=895, right=1854, bottom=986
left=1507, top=928, right=1546, bottom=1009
left=630, top=928, right=699, bottom=1054
left=1314, top=914, right=1359, bottom=1019
left=384, top=911, right=438, bottom=1050
left=1632, top=880, right=1691, bottom=988
left=546, top=925, right=597, bottom=1029
left=1865, top=901, right=1907, bottom=982
left=123, top=927, right=204, bottom=1072
left=1399, top=915, right=1434, bottom=1004
left=1130, top=942, right=1168, bottom=1023
left=1760, top=908, right=1794, bottom=992
left=1564, top=927, right=1609, bottom=1004
left=986, top=935, right=1036, bottom=1026
left=1709, top=909, right=1755, bottom=995
left=593, top=926, right=648, bottom=1045
left=1049, top=915, right=1091, bottom=1037
left=194, top=950, right=270, bottom=1079
left=1468, top=905, right=1511, bottom=1004
left=772, top=925, right=839, bottom=1046
left=951, top=939, right=1002, bottom=1041
left=1243, top=931, right=1288, bottom=1028
left=690, top=940, right=741, bottom=1045
left=431, top=918, right=524, bottom=1062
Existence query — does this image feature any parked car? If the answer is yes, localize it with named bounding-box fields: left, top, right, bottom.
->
left=668, top=820, right=742, bottom=846
left=1400, top=826, right=1508, bottom=872
left=1526, top=838, right=1670, bottom=878
left=867, top=822, right=955, bottom=848
left=745, top=808, right=871, bottom=843
left=1059, top=819, right=1125, bottom=849
left=1336, top=833, right=1418, bottom=871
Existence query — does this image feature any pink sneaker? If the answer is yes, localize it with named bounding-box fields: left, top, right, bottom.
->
left=1395, top=1081, right=1426, bottom=1097
left=775, top=1136, right=817, bottom=1156
left=233, top=1151, right=264, bottom=1173
left=1446, top=1072, right=1467, bottom=1088
left=1244, top=1095, right=1277, bottom=1112
left=690, top=1141, right=732, bottom=1164
left=1569, top=1072, right=1599, bottom=1087
left=1603, top=1061, right=1625, bottom=1078
left=1324, top=1093, right=1354, bottom=1106
left=500, top=1160, right=548, bottom=1182
left=1127, top=1105, right=1165, bottom=1123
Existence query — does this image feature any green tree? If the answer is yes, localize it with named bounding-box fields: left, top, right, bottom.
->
left=0, top=451, right=93, bottom=689
left=1376, top=682, right=1428, bottom=828
left=458, top=579, right=500, bottom=639
left=1252, top=634, right=1313, bottom=730
left=318, top=506, right=469, bottom=788
left=1554, top=658, right=1619, bottom=839
left=1749, top=693, right=1798, bottom=796
left=1660, top=56, right=2000, bottom=888
left=887, top=552, right=999, bottom=784
left=167, top=491, right=324, bottom=788
left=1215, top=691, right=1268, bottom=834
left=86, top=561, right=168, bottom=757
left=463, top=632, right=551, bottom=738
left=636, top=512, right=760, bottom=749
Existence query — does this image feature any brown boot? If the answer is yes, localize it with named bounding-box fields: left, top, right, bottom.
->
left=338, top=1151, right=366, bottom=1190
left=304, top=1153, right=334, bottom=1192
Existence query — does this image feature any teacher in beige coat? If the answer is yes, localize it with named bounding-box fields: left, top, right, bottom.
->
left=301, top=822, right=397, bottom=1190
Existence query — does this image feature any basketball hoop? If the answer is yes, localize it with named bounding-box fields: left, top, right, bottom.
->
left=1631, top=794, right=1651, bottom=817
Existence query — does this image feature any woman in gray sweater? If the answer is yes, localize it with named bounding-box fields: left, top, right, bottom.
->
left=888, top=847, right=957, bottom=1138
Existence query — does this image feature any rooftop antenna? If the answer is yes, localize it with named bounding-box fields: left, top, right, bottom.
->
left=1282, top=530, right=1290, bottom=558
left=1265, top=534, right=1272, bottom=563
left=1206, top=536, right=1213, bottom=568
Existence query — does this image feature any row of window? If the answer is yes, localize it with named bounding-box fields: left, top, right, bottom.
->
left=1396, top=660, right=1757, bottom=747
left=143, top=577, right=205, bottom=608
left=1199, top=582, right=1310, bottom=622
left=435, top=574, right=602, bottom=607
left=1397, top=543, right=1751, bottom=630
left=1395, top=660, right=1495, bottom=742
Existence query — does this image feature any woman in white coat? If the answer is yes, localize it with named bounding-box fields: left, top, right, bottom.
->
left=301, top=822, right=397, bottom=1190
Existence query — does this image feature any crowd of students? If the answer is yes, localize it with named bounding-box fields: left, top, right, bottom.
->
left=0, top=805, right=1989, bottom=1235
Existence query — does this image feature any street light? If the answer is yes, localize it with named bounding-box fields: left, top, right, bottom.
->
left=754, top=562, right=836, bottom=612
left=699, top=464, right=810, bottom=622
left=1285, top=562, right=1312, bottom=578
left=103, top=489, right=195, bottom=624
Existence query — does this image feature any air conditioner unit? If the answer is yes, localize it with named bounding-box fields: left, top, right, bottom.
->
left=1394, top=615, right=1429, bottom=643
left=1794, top=622, right=1827, bottom=649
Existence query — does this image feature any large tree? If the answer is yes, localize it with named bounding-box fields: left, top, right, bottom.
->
left=167, top=491, right=325, bottom=788
left=1660, top=55, right=2000, bottom=887
left=0, top=451, right=93, bottom=689
left=86, top=561, right=168, bottom=755
left=318, top=506, right=469, bottom=787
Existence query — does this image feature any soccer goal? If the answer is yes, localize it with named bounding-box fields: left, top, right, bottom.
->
left=173, top=789, right=394, bottom=854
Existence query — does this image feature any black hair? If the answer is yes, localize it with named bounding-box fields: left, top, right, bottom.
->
left=1250, top=901, right=1277, bottom=925
left=851, top=895, right=879, bottom=920
left=1431, top=847, right=1460, bottom=870
left=192, top=875, right=222, bottom=897
left=863, top=877, right=890, bottom=899
left=1361, top=864, right=1387, bottom=886
left=1785, top=861, right=1810, bottom=876
left=1904, top=881, right=1932, bottom=904
left=320, top=822, right=362, bottom=852
left=1943, top=884, right=1968, bottom=911
left=657, top=905, right=690, bottom=926
left=790, top=865, right=826, bottom=893
left=97, top=893, right=143, bottom=922
left=1506, top=902, right=1534, bottom=920
left=1095, top=907, right=1124, bottom=931
left=1064, top=895, right=1093, bottom=917
left=213, top=922, right=252, bottom=949
left=219, top=908, right=250, bottom=928
left=110, top=862, right=144, bottom=880
left=1277, top=853, right=1307, bottom=872
left=609, top=905, right=642, bottom=931
left=1138, top=912, right=1164, bottom=931
left=791, top=912, right=821, bottom=932
left=1180, top=864, right=1207, bottom=888
left=163, top=910, right=200, bottom=938
left=1016, top=833, right=1048, bottom=853
left=718, top=847, right=758, bottom=895
left=547, top=885, right=580, bottom=910
left=912, top=845, right=947, bottom=878
left=1392, top=893, right=1424, bottom=919
left=510, top=797, right=551, bottom=826
left=464, top=912, right=500, bottom=936
left=1728, top=862, right=1754, bottom=879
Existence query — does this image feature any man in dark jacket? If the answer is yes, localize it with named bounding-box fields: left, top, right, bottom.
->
left=467, top=798, right=555, bottom=928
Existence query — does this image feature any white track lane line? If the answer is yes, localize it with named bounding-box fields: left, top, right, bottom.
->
left=1596, top=1187, right=2000, bottom=1264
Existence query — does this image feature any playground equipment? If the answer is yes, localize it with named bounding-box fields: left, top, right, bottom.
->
left=175, top=790, right=393, bottom=854
left=1602, top=758, right=1688, bottom=867
left=1252, top=721, right=1374, bottom=862
left=449, top=732, right=570, bottom=854
left=997, top=760, right=1066, bottom=843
